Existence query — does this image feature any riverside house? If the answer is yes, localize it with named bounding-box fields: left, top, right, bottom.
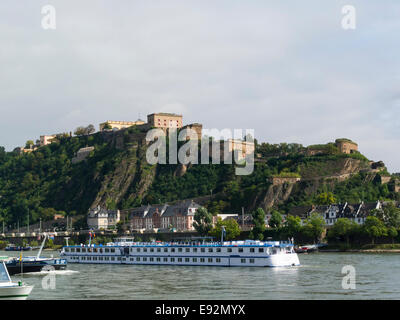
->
left=282, top=201, right=383, bottom=227
left=124, top=200, right=201, bottom=232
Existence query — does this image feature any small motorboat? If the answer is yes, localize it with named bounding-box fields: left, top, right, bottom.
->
left=5, top=256, right=67, bottom=276
left=0, top=261, right=33, bottom=300
left=5, top=233, right=67, bottom=275
left=295, top=244, right=318, bottom=254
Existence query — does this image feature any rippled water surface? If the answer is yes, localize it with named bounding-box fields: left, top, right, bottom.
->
left=2, top=250, right=400, bottom=300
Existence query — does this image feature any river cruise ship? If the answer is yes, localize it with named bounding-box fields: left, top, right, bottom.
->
left=61, top=238, right=300, bottom=267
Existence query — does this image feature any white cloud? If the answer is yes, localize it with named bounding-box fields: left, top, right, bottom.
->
left=0, top=0, right=399, bottom=172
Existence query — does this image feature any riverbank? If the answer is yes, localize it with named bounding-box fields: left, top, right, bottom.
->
left=319, top=243, right=400, bottom=253
left=320, top=249, right=400, bottom=253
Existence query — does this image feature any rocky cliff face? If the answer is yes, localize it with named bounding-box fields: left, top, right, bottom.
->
left=90, top=130, right=156, bottom=209
left=249, top=157, right=381, bottom=212
left=250, top=182, right=296, bottom=212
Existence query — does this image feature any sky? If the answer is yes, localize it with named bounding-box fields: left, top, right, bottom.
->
left=0, top=1, right=399, bottom=172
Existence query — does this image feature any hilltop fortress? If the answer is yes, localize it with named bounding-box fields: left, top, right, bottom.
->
left=18, top=112, right=361, bottom=166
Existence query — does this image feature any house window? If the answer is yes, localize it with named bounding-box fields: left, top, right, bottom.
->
left=216, top=248, right=221, bottom=253
left=258, top=248, right=264, bottom=253
left=200, top=258, right=205, bottom=263
left=186, top=248, right=190, bottom=252
left=170, top=258, right=175, bottom=262
left=164, top=248, right=168, bottom=252
left=208, top=258, right=213, bottom=263
left=157, top=248, right=161, bottom=252
left=250, top=259, right=255, bottom=263
left=250, top=248, right=255, bottom=253
left=137, top=248, right=141, bottom=252
left=227, top=248, right=232, bottom=253
left=241, top=259, right=246, bottom=263
left=185, top=258, right=190, bottom=262
left=201, top=248, right=205, bottom=253
left=193, top=258, right=197, bottom=262
left=178, top=258, right=182, bottom=262
left=193, top=248, right=198, bottom=253
left=156, top=258, right=161, bottom=262
left=171, top=248, right=175, bottom=252
left=216, top=258, right=221, bottom=263
left=208, top=248, right=213, bottom=252
left=163, top=258, right=168, bottom=262
left=178, top=248, right=183, bottom=252
left=238, top=248, right=244, bottom=253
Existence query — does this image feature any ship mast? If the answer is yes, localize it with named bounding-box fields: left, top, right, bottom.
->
left=36, top=233, right=48, bottom=259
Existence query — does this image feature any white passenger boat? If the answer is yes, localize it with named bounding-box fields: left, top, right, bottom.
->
left=61, top=237, right=300, bottom=267
left=0, top=261, right=34, bottom=300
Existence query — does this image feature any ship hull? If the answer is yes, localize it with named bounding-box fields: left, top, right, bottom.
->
left=61, top=241, right=300, bottom=268
left=5, top=258, right=67, bottom=275
left=0, top=285, right=33, bottom=300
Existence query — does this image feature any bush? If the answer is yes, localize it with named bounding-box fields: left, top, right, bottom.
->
left=0, top=240, right=8, bottom=249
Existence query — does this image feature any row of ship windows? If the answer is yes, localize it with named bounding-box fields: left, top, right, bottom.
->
left=69, top=256, right=255, bottom=264
left=66, top=247, right=270, bottom=254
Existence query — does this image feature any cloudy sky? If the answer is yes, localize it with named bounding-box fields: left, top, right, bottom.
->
left=1, top=1, right=399, bottom=171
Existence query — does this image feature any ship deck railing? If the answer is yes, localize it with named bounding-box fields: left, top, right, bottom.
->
left=64, top=240, right=294, bottom=248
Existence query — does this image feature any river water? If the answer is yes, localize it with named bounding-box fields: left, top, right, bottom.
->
left=2, top=250, right=400, bottom=300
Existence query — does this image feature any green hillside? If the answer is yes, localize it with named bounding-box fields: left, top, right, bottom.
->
left=0, top=130, right=398, bottom=229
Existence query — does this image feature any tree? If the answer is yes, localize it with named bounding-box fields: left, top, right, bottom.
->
left=74, top=126, right=87, bottom=136
left=86, top=124, right=95, bottom=135
left=328, top=218, right=358, bottom=245
left=302, top=213, right=326, bottom=243
left=74, top=124, right=96, bottom=136
left=282, top=215, right=302, bottom=241
left=269, top=210, right=283, bottom=228
left=383, top=203, right=400, bottom=228
left=250, top=208, right=266, bottom=240
left=387, top=227, right=398, bottom=244
left=363, top=216, right=387, bottom=245
left=193, top=207, right=213, bottom=236
left=116, top=221, right=124, bottom=233
left=315, top=192, right=336, bottom=205
left=209, top=218, right=241, bottom=241
left=25, top=140, right=34, bottom=149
